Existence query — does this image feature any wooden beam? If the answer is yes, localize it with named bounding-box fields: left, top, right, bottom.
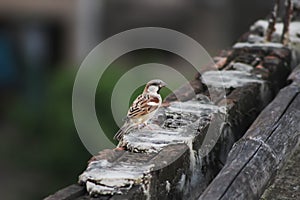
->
left=46, top=18, right=300, bottom=200
left=199, top=66, right=300, bottom=200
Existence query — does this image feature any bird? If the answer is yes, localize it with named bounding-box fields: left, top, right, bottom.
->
left=113, top=79, right=167, bottom=145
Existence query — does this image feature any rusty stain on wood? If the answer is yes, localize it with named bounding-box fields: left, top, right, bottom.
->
left=265, top=0, right=280, bottom=42
left=281, top=0, right=294, bottom=45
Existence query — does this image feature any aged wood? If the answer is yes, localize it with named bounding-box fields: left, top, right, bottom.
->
left=73, top=46, right=291, bottom=199
left=199, top=67, right=300, bottom=200
left=45, top=184, right=85, bottom=200
left=260, top=141, right=300, bottom=199
left=281, top=0, right=293, bottom=45
left=45, top=17, right=300, bottom=200
left=265, top=0, right=280, bottom=42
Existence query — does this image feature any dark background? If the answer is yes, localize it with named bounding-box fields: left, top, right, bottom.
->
left=0, top=0, right=274, bottom=199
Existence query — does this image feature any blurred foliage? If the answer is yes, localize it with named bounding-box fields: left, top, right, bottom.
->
left=8, top=68, right=91, bottom=199
left=8, top=63, right=171, bottom=199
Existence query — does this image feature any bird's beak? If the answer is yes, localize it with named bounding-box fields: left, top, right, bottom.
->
left=160, top=81, right=167, bottom=88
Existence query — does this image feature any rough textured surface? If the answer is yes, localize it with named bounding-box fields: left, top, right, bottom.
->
left=76, top=43, right=291, bottom=199
left=44, top=184, right=85, bottom=200
left=260, top=66, right=300, bottom=200
left=46, top=18, right=297, bottom=200
left=260, top=144, right=300, bottom=200
left=199, top=67, right=300, bottom=200
left=122, top=96, right=225, bottom=154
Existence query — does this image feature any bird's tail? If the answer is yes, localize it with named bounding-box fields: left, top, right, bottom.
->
left=114, top=127, right=126, bottom=141
left=113, top=123, right=136, bottom=141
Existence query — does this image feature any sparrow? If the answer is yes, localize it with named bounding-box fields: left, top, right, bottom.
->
left=113, top=79, right=167, bottom=144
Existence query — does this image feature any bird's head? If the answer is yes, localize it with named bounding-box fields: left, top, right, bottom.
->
left=144, top=79, right=167, bottom=94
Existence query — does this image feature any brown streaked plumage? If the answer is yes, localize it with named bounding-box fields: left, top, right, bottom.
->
left=114, top=79, right=166, bottom=144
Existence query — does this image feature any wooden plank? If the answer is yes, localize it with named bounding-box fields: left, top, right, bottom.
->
left=77, top=46, right=291, bottom=199
left=44, top=184, right=86, bottom=200
left=45, top=19, right=297, bottom=200
left=199, top=67, right=300, bottom=200
left=261, top=142, right=300, bottom=199
left=222, top=93, right=300, bottom=200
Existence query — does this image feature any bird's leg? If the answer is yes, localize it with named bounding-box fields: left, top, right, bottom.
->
left=114, top=147, right=125, bottom=151
left=138, top=123, right=147, bottom=130
left=142, top=122, right=156, bottom=130
left=161, top=101, right=170, bottom=107
left=146, top=124, right=153, bottom=130
left=137, top=122, right=156, bottom=131
left=114, top=141, right=126, bottom=151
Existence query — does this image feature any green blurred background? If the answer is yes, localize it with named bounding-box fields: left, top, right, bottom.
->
left=0, top=0, right=274, bottom=199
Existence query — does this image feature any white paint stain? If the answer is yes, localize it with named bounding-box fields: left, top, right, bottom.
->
left=202, top=70, right=264, bottom=89
left=233, top=62, right=253, bottom=73
left=178, top=173, right=186, bottom=191
left=166, top=180, right=171, bottom=193
left=79, top=159, right=154, bottom=195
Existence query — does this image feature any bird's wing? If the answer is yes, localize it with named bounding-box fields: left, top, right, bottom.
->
left=114, top=122, right=130, bottom=141
left=114, top=94, right=161, bottom=141
left=114, top=117, right=141, bottom=141
left=127, top=93, right=161, bottom=119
